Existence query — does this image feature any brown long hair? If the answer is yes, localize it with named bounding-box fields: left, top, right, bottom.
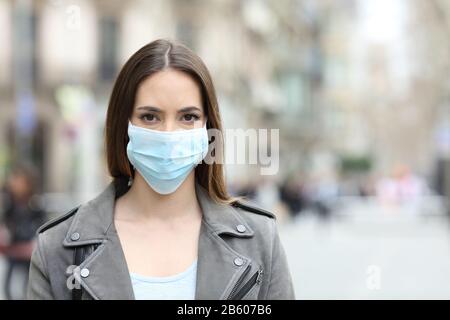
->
left=105, top=39, right=231, bottom=203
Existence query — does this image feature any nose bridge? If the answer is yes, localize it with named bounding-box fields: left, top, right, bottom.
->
left=163, top=122, right=175, bottom=132
left=162, top=115, right=177, bottom=132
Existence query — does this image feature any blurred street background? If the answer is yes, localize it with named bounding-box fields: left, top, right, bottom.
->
left=1, top=0, right=450, bottom=299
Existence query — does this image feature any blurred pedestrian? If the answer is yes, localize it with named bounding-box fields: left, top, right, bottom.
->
left=279, top=177, right=305, bottom=218
left=0, top=164, right=46, bottom=300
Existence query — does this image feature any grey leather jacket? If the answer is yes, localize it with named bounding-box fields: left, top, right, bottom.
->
left=27, top=182, right=295, bottom=300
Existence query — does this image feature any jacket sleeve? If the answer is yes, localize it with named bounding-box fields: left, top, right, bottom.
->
left=27, top=234, right=54, bottom=299
left=265, top=219, right=296, bottom=299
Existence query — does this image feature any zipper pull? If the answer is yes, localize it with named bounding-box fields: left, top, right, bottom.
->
left=256, top=269, right=263, bottom=284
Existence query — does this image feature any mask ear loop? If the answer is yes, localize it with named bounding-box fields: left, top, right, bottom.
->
left=128, top=165, right=135, bottom=186
left=192, top=117, right=206, bottom=170
left=127, top=119, right=136, bottom=187
left=195, top=117, right=209, bottom=169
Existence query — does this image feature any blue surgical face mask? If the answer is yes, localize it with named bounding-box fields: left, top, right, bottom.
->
left=126, top=121, right=209, bottom=194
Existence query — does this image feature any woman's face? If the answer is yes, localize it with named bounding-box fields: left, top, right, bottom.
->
left=131, top=69, right=205, bottom=131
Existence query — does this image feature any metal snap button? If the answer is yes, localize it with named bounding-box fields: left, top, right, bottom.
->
left=234, top=257, right=244, bottom=266
left=236, top=224, right=246, bottom=233
left=80, top=268, right=90, bottom=278
left=70, top=232, right=80, bottom=241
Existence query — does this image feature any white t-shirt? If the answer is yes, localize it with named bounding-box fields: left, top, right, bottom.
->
left=130, top=259, right=198, bottom=300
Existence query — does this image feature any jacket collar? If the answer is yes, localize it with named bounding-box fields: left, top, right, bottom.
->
left=62, top=182, right=115, bottom=247
left=63, top=181, right=254, bottom=247
left=62, top=181, right=256, bottom=300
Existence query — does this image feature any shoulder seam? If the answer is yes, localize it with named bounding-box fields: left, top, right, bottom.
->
left=231, top=200, right=276, bottom=219
left=37, top=231, right=50, bottom=280
left=37, top=205, right=80, bottom=234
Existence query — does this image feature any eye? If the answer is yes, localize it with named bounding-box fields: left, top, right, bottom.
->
left=181, top=113, right=200, bottom=122
left=140, top=113, right=159, bottom=122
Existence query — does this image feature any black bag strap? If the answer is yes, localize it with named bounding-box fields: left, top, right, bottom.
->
left=72, top=246, right=85, bottom=300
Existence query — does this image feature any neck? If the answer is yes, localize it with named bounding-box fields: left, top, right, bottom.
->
left=119, top=170, right=200, bottom=221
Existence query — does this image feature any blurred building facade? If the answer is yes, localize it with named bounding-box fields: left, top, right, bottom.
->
left=0, top=0, right=327, bottom=201
left=0, top=0, right=449, bottom=207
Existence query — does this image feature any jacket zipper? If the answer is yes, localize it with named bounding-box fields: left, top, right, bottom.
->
left=227, top=268, right=263, bottom=300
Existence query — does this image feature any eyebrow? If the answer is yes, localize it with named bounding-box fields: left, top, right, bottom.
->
left=136, top=105, right=202, bottom=113
left=179, top=106, right=202, bottom=113
left=136, top=106, right=160, bottom=112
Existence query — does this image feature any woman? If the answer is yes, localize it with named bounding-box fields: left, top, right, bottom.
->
left=27, top=39, right=295, bottom=300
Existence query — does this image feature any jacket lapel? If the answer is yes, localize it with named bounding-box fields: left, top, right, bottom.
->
left=62, top=181, right=256, bottom=300
left=62, top=183, right=135, bottom=300
left=76, top=230, right=135, bottom=299
left=194, top=183, right=255, bottom=300
left=194, top=221, right=252, bottom=299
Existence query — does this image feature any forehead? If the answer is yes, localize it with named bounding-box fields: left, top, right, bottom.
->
left=134, top=69, right=202, bottom=109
